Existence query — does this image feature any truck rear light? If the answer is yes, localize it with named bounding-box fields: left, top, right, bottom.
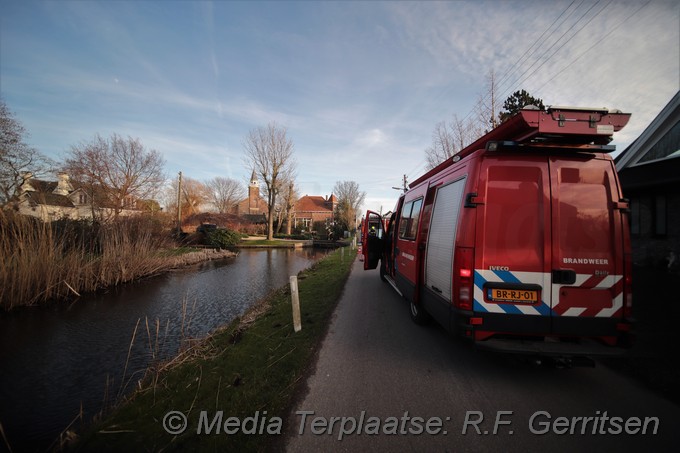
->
left=469, top=317, right=483, bottom=325
left=454, top=247, right=474, bottom=311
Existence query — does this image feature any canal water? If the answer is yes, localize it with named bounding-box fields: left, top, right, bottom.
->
left=0, top=247, right=326, bottom=451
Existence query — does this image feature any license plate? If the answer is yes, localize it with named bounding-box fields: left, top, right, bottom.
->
left=488, top=288, right=538, bottom=304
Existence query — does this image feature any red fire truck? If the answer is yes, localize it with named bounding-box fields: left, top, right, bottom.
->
left=361, top=106, right=633, bottom=359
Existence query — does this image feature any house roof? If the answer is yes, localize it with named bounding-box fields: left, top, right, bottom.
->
left=22, top=180, right=74, bottom=207
left=21, top=177, right=120, bottom=208
left=615, top=91, right=680, bottom=190
left=295, top=195, right=333, bottom=213
left=617, top=157, right=680, bottom=190
left=615, top=90, right=680, bottom=171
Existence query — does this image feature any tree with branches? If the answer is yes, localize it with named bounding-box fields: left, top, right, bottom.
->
left=206, top=176, right=243, bottom=214
left=333, top=180, right=366, bottom=233
left=475, top=68, right=501, bottom=132
left=499, top=89, right=545, bottom=123
left=0, top=99, right=54, bottom=205
left=243, top=122, right=296, bottom=240
left=274, top=178, right=298, bottom=235
left=179, top=176, right=211, bottom=216
left=64, top=133, right=165, bottom=219
left=424, top=115, right=481, bottom=170
left=424, top=80, right=545, bottom=170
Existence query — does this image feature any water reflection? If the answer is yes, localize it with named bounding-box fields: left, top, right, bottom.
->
left=0, top=248, right=325, bottom=451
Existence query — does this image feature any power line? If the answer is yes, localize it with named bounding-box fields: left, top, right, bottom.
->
left=495, top=0, right=581, bottom=94
left=495, top=0, right=609, bottom=108
left=419, top=1, right=625, bottom=176
left=506, top=0, right=615, bottom=97
left=469, top=1, right=587, bottom=124
left=532, top=1, right=652, bottom=93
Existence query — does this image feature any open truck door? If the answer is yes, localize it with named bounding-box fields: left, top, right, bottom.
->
left=361, top=210, right=385, bottom=270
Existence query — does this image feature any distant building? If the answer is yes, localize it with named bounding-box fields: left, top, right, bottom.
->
left=234, top=170, right=268, bottom=223
left=615, top=91, right=680, bottom=267
left=293, top=194, right=337, bottom=231
left=16, top=172, right=142, bottom=221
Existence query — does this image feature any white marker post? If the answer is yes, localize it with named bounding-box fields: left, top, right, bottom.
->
left=290, top=275, right=302, bottom=332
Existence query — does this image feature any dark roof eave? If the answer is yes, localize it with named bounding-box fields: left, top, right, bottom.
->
left=618, top=157, right=680, bottom=190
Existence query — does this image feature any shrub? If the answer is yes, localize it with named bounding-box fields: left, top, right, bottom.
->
left=206, top=228, right=241, bottom=249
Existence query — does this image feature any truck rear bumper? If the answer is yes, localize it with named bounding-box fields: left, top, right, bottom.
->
left=473, top=337, right=628, bottom=358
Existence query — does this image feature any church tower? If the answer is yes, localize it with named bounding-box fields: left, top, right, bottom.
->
left=248, top=170, right=260, bottom=213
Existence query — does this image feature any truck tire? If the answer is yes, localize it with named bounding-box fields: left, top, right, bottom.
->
left=410, top=300, right=430, bottom=325
left=379, top=259, right=387, bottom=282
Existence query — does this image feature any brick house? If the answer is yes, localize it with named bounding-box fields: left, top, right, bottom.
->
left=16, top=172, right=141, bottom=221
left=293, top=194, right=337, bottom=231
left=615, top=91, right=680, bottom=267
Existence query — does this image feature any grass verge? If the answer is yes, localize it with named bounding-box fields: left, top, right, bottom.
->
left=72, top=247, right=356, bottom=452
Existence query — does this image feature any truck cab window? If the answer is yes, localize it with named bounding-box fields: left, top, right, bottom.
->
left=399, top=198, right=423, bottom=240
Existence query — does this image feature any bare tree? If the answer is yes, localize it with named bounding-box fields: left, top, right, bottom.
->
left=333, top=180, right=366, bottom=232
left=475, top=68, right=501, bottom=132
left=166, top=176, right=210, bottom=216
left=275, top=178, right=298, bottom=235
left=424, top=121, right=455, bottom=170
left=65, top=133, right=165, bottom=218
left=0, top=99, right=54, bottom=205
left=424, top=68, right=506, bottom=170
left=206, top=176, right=243, bottom=214
left=424, top=115, right=481, bottom=170
left=243, top=122, right=296, bottom=240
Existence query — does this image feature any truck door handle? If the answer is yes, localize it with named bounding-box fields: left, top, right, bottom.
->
left=431, top=286, right=442, bottom=294
left=552, top=269, right=576, bottom=285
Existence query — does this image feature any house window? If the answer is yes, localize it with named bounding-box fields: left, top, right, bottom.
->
left=79, top=194, right=88, bottom=205
left=297, top=218, right=311, bottom=229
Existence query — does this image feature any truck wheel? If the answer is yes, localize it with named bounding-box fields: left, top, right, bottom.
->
left=410, top=300, right=430, bottom=325
left=379, top=259, right=387, bottom=282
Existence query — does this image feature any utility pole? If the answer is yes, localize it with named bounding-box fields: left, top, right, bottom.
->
left=176, top=171, right=182, bottom=237
left=392, top=174, right=408, bottom=193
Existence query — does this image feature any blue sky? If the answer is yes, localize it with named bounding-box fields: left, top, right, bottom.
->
left=2, top=0, right=678, bottom=213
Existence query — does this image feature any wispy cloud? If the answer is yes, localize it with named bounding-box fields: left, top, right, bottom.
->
left=2, top=1, right=677, bottom=213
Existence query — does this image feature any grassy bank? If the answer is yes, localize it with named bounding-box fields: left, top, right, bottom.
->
left=73, top=247, right=356, bottom=452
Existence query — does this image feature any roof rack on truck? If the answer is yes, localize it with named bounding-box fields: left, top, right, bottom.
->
left=412, top=106, right=631, bottom=189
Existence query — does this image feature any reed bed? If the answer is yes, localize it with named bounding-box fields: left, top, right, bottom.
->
left=0, top=211, right=175, bottom=310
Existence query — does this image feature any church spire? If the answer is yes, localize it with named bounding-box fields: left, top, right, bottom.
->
left=248, top=170, right=260, bottom=213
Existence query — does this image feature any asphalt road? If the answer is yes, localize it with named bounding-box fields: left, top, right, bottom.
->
left=285, top=259, right=679, bottom=452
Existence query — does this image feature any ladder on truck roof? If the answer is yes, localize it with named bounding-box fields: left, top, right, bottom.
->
left=411, top=106, right=631, bottom=188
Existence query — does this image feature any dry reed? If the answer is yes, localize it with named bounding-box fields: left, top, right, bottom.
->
left=0, top=211, right=173, bottom=310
